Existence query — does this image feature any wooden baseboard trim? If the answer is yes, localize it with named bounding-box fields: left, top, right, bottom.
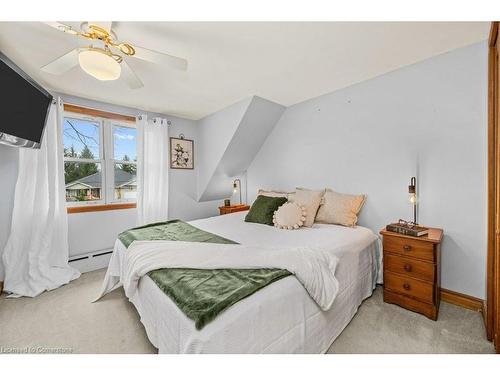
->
left=482, top=301, right=488, bottom=329
left=440, top=288, right=484, bottom=312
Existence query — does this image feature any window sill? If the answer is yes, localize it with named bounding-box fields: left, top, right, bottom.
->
left=67, top=203, right=137, bottom=214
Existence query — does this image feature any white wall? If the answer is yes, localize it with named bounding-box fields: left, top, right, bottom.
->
left=247, top=42, right=488, bottom=299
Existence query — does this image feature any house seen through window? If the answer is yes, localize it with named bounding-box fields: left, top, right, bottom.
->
left=63, top=113, right=137, bottom=205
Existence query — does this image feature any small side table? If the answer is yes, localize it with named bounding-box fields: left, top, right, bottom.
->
left=380, top=227, right=443, bottom=320
left=219, top=204, right=250, bottom=215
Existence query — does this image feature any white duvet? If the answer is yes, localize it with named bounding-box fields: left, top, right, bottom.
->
left=97, top=212, right=381, bottom=353
left=97, top=240, right=340, bottom=311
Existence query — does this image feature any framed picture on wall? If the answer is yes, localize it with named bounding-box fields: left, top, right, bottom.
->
left=170, top=136, right=194, bottom=169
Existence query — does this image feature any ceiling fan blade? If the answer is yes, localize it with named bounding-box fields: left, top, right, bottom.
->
left=132, top=45, right=187, bottom=71
left=89, top=21, right=113, bottom=33
left=121, top=60, right=144, bottom=89
left=43, top=21, right=79, bottom=35
left=41, top=48, right=80, bottom=75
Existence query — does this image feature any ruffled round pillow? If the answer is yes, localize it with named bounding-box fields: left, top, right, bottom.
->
left=272, top=202, right=306, bottom=230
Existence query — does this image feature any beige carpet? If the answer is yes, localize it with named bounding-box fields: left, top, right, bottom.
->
left=0, top=269, right=495, bottom=354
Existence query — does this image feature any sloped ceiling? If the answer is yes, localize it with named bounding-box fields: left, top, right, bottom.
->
left=0, top=22, right=490, bottom=120
left=197, top=96, right=285, bottom=201
left=197, top=97, right=252, bottom=200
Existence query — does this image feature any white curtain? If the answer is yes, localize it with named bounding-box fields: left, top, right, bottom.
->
left=136, top=115, right=170, bottom=225
left=2, top=97, right=80, bottom=297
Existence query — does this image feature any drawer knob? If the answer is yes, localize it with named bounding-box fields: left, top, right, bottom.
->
left=403, top=245, right=412, bottom=251
left=403, top=283, right=411, bottom=291
left=404, top=263, right=412, bottom=272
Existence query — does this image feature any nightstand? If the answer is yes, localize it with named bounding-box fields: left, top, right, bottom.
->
left=380, top=227, right=443, bottom=320
left=218, top=204, right=250, bottom=215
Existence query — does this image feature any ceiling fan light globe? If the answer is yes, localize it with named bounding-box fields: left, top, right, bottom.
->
left=78, top=49, right=121, bottom=81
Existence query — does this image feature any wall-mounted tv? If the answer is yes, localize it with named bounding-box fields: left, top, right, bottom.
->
left=0, top=50, right=53, bottom=149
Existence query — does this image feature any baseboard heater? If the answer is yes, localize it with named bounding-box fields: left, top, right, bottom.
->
left=69, top=250, right=113, bottom=263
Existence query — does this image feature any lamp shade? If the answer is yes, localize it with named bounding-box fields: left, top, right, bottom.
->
left=78, top=49, right=121, bottom=81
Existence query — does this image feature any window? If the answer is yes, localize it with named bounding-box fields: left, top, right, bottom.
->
left=112, top=124, right=137, bottom=201
left=63, top=111, right=137, bottom=207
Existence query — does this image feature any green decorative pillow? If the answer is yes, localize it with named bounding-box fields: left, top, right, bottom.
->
left=245, top=195, right=288, bottom=226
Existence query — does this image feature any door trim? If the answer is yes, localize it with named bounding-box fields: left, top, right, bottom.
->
left=487, top=21, right=499, bottom=350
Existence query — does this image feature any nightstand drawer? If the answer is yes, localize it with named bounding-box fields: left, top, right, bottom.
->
left=384, top=253, right=435, bottom=282
left=384, top=271, right=434, bottom=304
left=383, top=235, right=434, bottom=262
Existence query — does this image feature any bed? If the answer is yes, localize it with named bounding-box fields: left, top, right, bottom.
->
left=99, top=211, right=381, bottom=353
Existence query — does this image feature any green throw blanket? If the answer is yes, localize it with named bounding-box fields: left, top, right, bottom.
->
left=118, top=220, right=291, bottom=329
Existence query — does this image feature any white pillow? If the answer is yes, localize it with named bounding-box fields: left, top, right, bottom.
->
left=258, top=189, right=295, bottom=200
left=292, top=188, right=325, bottom=227
left=273, top=202, right=306, bottom=230
left=315, top=189, right=366, bottom=227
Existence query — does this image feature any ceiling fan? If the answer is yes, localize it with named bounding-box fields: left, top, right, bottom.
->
left=40, top=21, right=188, bottom=89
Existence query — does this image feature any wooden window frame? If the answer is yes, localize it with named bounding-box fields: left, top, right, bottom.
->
left=63, top=104, right=138, bottom=214
left=67, top=202, right=136, bottom=214
left=63, top=104, right=136, bottom=123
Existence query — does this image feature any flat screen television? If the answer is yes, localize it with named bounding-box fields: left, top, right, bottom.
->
left=0, top=50, right=53, bottom=149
